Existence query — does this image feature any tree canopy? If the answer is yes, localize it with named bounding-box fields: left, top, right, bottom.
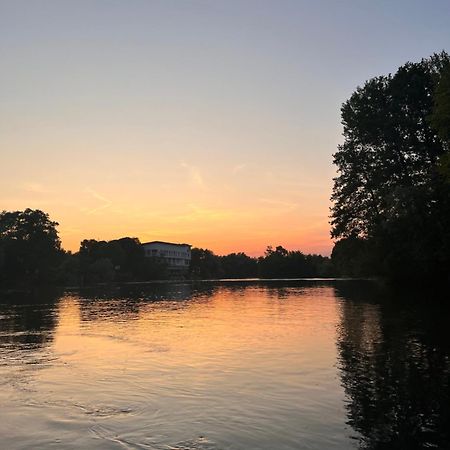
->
left=0, top=209, right=62, bottom=285
left=431, top=62, right=450, bottom=183
left=331, top=52, right=450, bottom=280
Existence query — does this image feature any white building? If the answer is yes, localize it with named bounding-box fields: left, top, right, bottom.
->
left=142, top=241, right=191, bottom=272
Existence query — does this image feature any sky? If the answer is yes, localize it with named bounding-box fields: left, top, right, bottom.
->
left=1, top=0, right=449, bottom=256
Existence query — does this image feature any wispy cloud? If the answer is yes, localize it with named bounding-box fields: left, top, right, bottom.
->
left=180, top=162, right=205, bottom=189
left=84, top=187, right=112, bottom=215
left=232, top=163, right=246, bottom=174
left=258, top=198, right=298, bottom=212
left=167, top=203, right=232, bottom=223
left=22, top=182, right=52, bottom=194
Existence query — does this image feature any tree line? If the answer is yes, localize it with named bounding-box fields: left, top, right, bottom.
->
left=0, top=209, right=332, bottom=287
left=190, top=245, right=332, bottom=280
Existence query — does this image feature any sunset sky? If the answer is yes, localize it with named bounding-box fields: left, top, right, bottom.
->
left=1, top=0, right=449, bottom=255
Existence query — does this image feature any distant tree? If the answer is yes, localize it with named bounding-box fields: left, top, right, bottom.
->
left=305, top=254, right=334, bottom=278
left=259, top=246, right=290, bottom=278
left=55, top=251, right=80, bottom=286
left=78, top=237, right=167, bottom=284
left=189, top=248, right=222, bottom=279
left=220, top=252, right=258, bottom=278
left=258, top=245, right=331, bottom=278
left=78, top=239, right=109, bottom=284
left=115, top=237, right=144, bottom=274
left=0, top=209, right=62, bottom=285
left=88, top=257, right=115, bottom=283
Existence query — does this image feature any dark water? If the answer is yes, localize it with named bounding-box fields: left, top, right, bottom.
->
left=0, top=280, right=449, bottom=449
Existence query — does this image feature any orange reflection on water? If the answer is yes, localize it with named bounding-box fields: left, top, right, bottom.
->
left=1, top=283, right=354, bottom=449
left=53, top=286, right=342, bottom=378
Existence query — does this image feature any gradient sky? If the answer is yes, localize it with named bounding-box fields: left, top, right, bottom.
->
left=1, top=1, right=449, bottom=255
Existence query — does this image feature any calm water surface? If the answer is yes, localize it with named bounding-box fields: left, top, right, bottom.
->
left=0, top=281, right=449, bottom=449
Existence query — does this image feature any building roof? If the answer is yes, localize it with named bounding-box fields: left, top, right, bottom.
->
left=141, top=241, right=191, bottom=247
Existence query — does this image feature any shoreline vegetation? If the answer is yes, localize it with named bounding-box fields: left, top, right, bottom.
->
left=0, top=210, right=334, bottom=288
left=1, top=51, right=449, bottom=291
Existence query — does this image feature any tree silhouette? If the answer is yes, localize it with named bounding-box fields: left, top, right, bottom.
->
left=331, top=52, right=450, bottom=281
left=0, top=209, right=62, bottom=285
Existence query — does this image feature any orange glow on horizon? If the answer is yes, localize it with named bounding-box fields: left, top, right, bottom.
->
left=55, top=200, right=333, bottom=256
left=3, top=161, right=334, bottom=256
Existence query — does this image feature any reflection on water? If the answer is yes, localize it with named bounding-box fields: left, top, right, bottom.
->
left=0, top=281, right=449, bottom=449
left=335, top=283, right=450, bottom=449
left=0, top=289, right=59, bottom=347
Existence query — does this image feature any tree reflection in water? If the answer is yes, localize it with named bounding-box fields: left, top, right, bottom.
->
left=0, top=288, right=61, bottom=392
left=336, top=282, right=450, bottom=449
left=0, top=288, right=60, bottom=349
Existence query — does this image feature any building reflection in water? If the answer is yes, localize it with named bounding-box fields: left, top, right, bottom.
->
left=335, top=282, right=450, bottom=449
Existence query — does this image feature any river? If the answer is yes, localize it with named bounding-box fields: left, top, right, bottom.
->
left=0, top=280, right=449, bottom=449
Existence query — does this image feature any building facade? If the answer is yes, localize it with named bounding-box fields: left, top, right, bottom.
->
left=142, top=241, right=191, bottom=274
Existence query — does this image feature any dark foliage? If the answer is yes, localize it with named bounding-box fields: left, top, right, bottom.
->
left=337, top=285, right=450, bottom=449
left=331, top=237, right=378, bottom=278
left=190, top=248, right=223, bottom=279
left=258, top=245, right=332, bottom=278
left=190, top=245, right=332, bottom=279
left=220, top=252, right=258, bottom=279
left=0, top=209, right=63, bottom=286
left=431, top=63, right=450, bottom=184
left=77, top=237, right=168, bottom=284
left=331, top=52, right=450, bottom=282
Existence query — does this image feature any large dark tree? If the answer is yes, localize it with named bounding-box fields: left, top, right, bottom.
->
left=0, top=209, right=62, bottom=285
left=331, top=52, right=450, bottom=280
left=431, top=63, right=450, bottom=183
left=431, top=62, right=450, bottom=145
